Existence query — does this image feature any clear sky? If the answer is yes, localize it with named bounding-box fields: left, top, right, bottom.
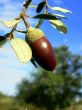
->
left=0, top=0, right=82, bottom=96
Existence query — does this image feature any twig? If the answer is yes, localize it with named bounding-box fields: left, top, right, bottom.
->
left=21, top=13, right=30, bottom=29
left=20, top=0, right=32, bottom=29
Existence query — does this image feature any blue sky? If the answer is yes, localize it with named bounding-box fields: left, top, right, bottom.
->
left=0, top=0, right=82, bottom=96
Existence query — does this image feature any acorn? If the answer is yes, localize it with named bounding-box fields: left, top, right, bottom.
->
left=25, top=27, right=56, bottom=71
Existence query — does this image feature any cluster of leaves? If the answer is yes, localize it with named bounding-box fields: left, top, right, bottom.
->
left=0, top=0, right=72, bottom=67
left=16, top=46, right=82, bottom=110
left=32, top=0, right=72, bottom=34
left=1, top=0, right=72, bottom=34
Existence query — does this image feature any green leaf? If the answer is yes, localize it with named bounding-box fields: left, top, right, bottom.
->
left=33, top=14, right=58, bottom=20
left=50, top=7, right=72, bottom=13
left=53, top=14, right=67, bottom=19
left=49, top=20, right=68, bottom=34
left=1, top=19, right=21, bottom=28
left=11, top=37, right=32, bottom=63
left=0, top=36, right=7, bottom=48
left=36, top=1, right=46, bottom=13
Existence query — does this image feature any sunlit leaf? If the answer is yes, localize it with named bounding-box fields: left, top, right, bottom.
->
left=53, top=14, right=67, bottom=19
left=1, top=19, right=21, bottom=28
left=50, top=7, right=72, bottom=13
left=33, top=14, right=57, bottom=20
left=11, top=38, right=32, bottom=63
left=36, top=1, right=46, bottom=13
left=49, top=20, right=68, bottom=34
left=29, top=4, right=37, bottom=8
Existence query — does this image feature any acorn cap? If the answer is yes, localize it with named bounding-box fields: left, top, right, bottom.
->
left=26, top=27, right=44, bottom=43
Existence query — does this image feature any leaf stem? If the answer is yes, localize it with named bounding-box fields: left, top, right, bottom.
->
left=15, top=29, right=26, bottom=33
left=25, top=14, right=33, bottom=18
left=35, top=19, right=44, bottom=28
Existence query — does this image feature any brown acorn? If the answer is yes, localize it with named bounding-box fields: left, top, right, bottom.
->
left=25, top=27, right=56, bottom=71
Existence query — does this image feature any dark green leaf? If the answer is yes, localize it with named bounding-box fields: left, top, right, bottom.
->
left=36, top=1, right=46, bottom=13
left=31, top=58, right=38, bottom=68
left=0, top=36, right=7, bottom=47
left=33, top=14, right=58, bottom=20
left=0, top=36, right=5, bottom=42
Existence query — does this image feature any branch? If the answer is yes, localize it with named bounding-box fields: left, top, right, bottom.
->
left=20, top=0, right=32, bottom=29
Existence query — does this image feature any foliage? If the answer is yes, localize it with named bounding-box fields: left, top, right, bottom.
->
left=16, top=45, right=82, bottom=110
left=0, top=91, right=82, bottom=110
